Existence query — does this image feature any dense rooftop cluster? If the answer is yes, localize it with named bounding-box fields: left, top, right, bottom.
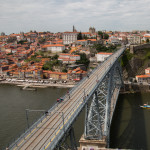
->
left=0, top=28, right=150, bottom=81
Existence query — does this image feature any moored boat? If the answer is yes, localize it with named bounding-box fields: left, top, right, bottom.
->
left=140, top=104, right=150, bottom=109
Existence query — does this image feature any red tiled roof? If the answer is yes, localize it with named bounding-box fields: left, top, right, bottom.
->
left=42, top=44, right=64, bottom=48
left=64, top=32, right=79, bottom=33
left=43, top=70, right=67, bottom=75
left=59, top=53, right=79, bottom=57
left=97, top=52, right=113, bottom=55
left=145, top=68, right=150, bottom=70
left=77, top=40, right=87, bottom=42
left=82, top=32, right=91, bottom=34
left=59, top=53, right=70, bottom=56
left=88, top=39, right=97, bottom=41
left=136, top=75, right=150, bottom=78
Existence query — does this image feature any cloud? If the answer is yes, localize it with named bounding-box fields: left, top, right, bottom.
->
left=0, top=0, right=150, bottom=34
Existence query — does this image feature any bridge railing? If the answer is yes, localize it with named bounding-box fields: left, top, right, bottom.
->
left=45, top=89, right=88, bottom=149
left=8, top=109, right=51, bottom=149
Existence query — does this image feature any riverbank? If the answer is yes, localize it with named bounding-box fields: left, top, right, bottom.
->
left=0, top=80, right=76, bottom=88
left=120, top=82, right=150, bottom=94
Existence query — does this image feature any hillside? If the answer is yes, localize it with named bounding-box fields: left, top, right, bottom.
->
left=121, top=47, right=150, bottom=80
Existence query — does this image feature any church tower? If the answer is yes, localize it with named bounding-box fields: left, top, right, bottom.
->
left=89, top=27, right=96, bottom=34
left=73, top=25, right=77, bottom=32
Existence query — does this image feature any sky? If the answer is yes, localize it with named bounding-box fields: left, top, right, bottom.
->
left=0, top=0, right=150, bottom=34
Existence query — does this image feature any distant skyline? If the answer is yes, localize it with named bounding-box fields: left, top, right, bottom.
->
left=0, top=0, right=150, bottom=34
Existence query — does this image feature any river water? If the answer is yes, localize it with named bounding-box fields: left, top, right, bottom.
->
left=0, top=84, right=149, bottom=149
left=110, top=92, right=150, bottom=150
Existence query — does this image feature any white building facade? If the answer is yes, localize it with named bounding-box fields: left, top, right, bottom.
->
left=96, top=52, right=113, bottom=62
left=127, top=35, right=141, bottom=44
left=143, top=34, right=150, bottom=42
left=145, top=68, right=150, bottom=74
left=58, top=53, right=80, bottom=64
left=63, top=32, right=78, bottom=45
left=42, top=44, right=65, bottom=53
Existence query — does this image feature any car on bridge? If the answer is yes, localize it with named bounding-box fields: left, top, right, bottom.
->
left=57, top=97, right=64, bottom=102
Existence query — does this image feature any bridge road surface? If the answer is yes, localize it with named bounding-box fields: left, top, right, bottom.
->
left=11, top=47, right=125, bottom=150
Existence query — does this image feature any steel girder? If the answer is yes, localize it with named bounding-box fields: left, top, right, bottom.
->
left=84, top=60, right=123, bottom=143
left=54, top=127, right=77, bottom=150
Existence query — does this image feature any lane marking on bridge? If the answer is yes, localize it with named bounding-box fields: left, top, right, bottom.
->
left=13, top=116, right=48, bottom=150
left=12, top=100, right=83, bottom=150
left=45, top=100, right=83, bottom=149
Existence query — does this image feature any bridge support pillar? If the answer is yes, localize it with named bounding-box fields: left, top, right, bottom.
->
left=79, top=135, right=106, bottom=150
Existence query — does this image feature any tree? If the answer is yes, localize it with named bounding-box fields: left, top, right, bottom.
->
left=97, top=31, right=109, bottom=39
left=77, top=32, right=82, bottom=40
left=62, top=68, right=67, bottom=73
left=93, top=44, right=108, bottom=52
left=7, top=53, right=13, bottom=55
left=37, top=50, right=44, bottom=57
left=62, top=49, right=68, bottom=53
left=42, top=63, right=54, bottom=71
left=83, top=35, right=88, bottom=40
left=146, top=39, right=149, bottom=43
left=76, top=53, right=90, bottom=68
left=108, top=45, right=117, bottom=52
left=93, top=44, right=117, bottom=52
left=52, top=54, right=59, bottom=60
left=98, top=31, right=103, bottom=39
left=38, top=38, right=46, bottom=44
left=103, top=33, right=109, bottom=39
left=17, top=40, right=27, bottom=45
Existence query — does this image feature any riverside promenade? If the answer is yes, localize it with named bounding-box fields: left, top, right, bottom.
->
left=0, top=79, right=76, bottom=88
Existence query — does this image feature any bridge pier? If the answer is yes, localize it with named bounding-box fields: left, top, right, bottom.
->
left=79, top=135, right=106, bottom=150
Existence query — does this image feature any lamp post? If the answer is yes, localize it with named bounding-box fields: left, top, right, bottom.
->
left=25, top=109, right=65, bottom=134
left=25, top=109, right=29, bottom=129
left=25, top=109, right=48, bottom=129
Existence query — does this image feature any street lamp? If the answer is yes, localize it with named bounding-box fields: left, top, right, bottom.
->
left=25, top=109, right=48, bottom=128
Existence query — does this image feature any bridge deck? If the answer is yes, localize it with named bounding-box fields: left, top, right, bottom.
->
left=10, top=47, right=125, bottom=150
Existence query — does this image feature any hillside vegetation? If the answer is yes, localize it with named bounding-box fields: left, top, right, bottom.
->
left=121, top=48, right=150, bottom=79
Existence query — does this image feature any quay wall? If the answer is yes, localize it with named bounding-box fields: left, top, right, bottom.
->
left=120, top=83, right=150, bottom=94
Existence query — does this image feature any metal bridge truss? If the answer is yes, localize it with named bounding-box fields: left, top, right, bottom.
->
left=51, top=60, right=123, bottom=150
left=54, top=126, right=77, bottom=150
left=84, top=60, right=123, bottom=146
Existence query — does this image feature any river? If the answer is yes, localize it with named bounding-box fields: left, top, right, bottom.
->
left=0, top=84, right=149, bottom=149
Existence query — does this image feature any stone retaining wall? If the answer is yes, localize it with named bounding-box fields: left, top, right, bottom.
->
left=120, top=83, right=150, bottom=93
left=130, top=44, right=150, bottom=54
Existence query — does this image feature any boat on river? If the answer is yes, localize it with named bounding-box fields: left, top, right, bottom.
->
left=22, top=87, right=37, bottom=91
left=140, top=103, right=150, bottom=109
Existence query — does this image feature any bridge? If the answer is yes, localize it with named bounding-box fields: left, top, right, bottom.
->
left=8, top=46, right=125, bottom=150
